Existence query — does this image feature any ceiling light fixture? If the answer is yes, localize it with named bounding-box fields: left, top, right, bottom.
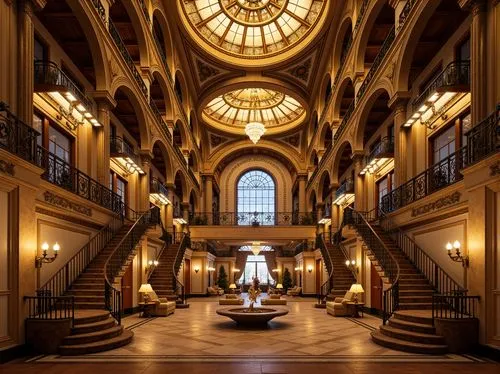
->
left=251, top=242, right=261, bottom=256
left=245, top=89, right=266, bottom=144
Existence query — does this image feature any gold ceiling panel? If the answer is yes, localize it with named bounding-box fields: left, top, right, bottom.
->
left=181, top=0, right=326, bottom=58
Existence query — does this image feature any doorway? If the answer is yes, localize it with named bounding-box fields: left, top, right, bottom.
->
left=370, top=262, right=383, bottom=311
left=121, top=265, right=133, bottom=314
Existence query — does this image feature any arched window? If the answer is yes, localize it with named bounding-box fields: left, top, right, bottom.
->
left=237, top=170, right=276, bottom=225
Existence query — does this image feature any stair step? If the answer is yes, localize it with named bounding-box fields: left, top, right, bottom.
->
left=67, top=289, right=104, bottom=296
left=379, top=325, right=445, bottom=345
left=388, top=318, right=436, bottom=335
left=71, top=283, right=104, bottom=290
left=72, top=317, right=116, bottom=334
left=59, top=329, right=133, bottom=355
left=73, top=310, right=110, bottom=325
left=393, top=310, right=434, bottom=325
left=64, top=325, right=124, bottom=345
left=399, top=302, right=433, bottom=310
left=371, top=331, right=447, bottom=354
left=74, top=302, right=106, bottom=309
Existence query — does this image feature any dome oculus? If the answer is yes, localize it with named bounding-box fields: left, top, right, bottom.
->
left=181, top=0, right=326, bottom=57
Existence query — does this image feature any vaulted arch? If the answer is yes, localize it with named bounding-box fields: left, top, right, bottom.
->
left=332, top=140, right=354, bottom=185
left=151, top=139, right=173, bottom=183
left=152, top=7, right=174, bottom=72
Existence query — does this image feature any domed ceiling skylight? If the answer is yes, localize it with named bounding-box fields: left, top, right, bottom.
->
left=181, top=0, right=326, bottom=57
left=202, top=88, right=305, bottom=134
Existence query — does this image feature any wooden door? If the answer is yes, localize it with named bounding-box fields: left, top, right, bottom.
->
left=370, top=262, right=383, bottom=310
left=121, top=265, right=133, bottom=313
left=184, top=259, right=191, bottom=295
left=315, top=259, right=321, bottom=293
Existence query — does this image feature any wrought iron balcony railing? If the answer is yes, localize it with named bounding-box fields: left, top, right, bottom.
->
left=333, top=100, right=355, bottom=143
left=189, top=212, right=318, bottom=226
left=37, top=146, right=124, bottom=214
left=149, top=98, right=172, bottom=141
left=34, top=61, right=94, bottom=112
left=0, top=102, right=40, bottom=165
left=412, top=61, right=471, bottom=113
left=335, top=179, right=354, bottom=200
left=464, top=105, right=500, bottom=165
left=367, top=136, right=394, bottom=162
left=110, top=136, right=139, bottom=161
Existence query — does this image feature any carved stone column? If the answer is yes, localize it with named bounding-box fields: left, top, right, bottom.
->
left=204, top=175, right=213, bottom=221
left=352, top=153, right=365, bottom=211
left=297, top=175, right=307, bottom=214
left=165, top=184, right=174, bottom=230
left=181, top=202, right=190, bottom=223
left=93, top=92, right=116, bottom=185
left=389, top=95, right=410, bottom=187
left=139, top=152, right=152, bottom=212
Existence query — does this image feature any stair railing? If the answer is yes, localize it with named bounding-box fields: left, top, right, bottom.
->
left=338, top=241, right=358, bottom=280
left=345, top=207, right=400, bottom=324
left=317, top=234, right=334, bottom=305
left=173, top=233, right=190, bottom=304
left=38, top=213, right=123, bottom=297
left=377, top=207, right=465, bottom=295
left=146, top=241, right=167, bottom=281
left=104, top=206, right=161, bottom=324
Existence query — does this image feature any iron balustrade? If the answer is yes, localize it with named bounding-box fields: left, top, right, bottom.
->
left=39, top=214, right=123, bottom=298
left=377, top=207, right=464, bottom=296
left=464, top=107, right=499, bottom=166
left=353, top=0, right=370, bottom=35
left=149, top=98, right=172, bottom=141
left=381, top=146, right=467, bottom=213
left=412, top=61, right=471, bottom=113
left=24, top=295, right=75, bottom=324
left=432, top=292, right=480, bottom=323
left=37, top=146, right=125, bottom=215
left=90, top=0, right=106, bottom=23
left=357, top=27, right=396, bottom=102
left=34, top=61, right=94, bottom=112
left=366, top=136, right=394, bottom=163
left=398, top=0, right=417, bottom=31
left=173, top=234, right=190, bottom=303
left=104, top=206, right=161, bottom=324
left=335, top=178, right=354, bottom=199
left=110, top=136, right=142, bottom=168
left=152, top=29, right=172, bottom=81
left=108, top=19, right=148, bottom=97
left=293, top=240, right=309, bottom=255
left=138, top=0, right=150, bottom=23
left=345, top=208, right=400, bottom=324
left=333, top=101, right=355, bottom=143
left=0, top=102, right=40, bottom=164
left=189, top=212, right=318, bottom=226
left=317, top=234, right=334, bottom=305
left=150, top=177, right=169, bottom=197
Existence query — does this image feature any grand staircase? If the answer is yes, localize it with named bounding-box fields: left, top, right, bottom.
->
left=148, top=242, right=180, bottom=300
left=325, top=242, right=356, bottom=300
left=346, top=208, right=465, bottom=354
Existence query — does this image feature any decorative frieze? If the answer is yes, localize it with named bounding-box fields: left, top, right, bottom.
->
left=0, top=160, right=15, bottom=176
left=43, top=191, right=92, bottom=217
left=490, top=161, right=500, bottom=177
left=411, top=192, right=461, bottom=217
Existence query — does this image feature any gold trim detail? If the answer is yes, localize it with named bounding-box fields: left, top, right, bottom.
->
left=43, top=191, right=92, bottom=217
left=0, top=160, right=15, bottom=176
left=411, top=192, right=461, bottom=217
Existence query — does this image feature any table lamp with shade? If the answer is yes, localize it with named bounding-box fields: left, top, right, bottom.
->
left=139, top=283, right=153, bottom=303
left=349, top=283, right=364, bottom=304
left=229, top=283, right=237, bottom=293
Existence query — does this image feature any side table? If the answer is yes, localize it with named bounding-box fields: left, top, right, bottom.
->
left=138, top=302, right=155, bottom=318
left=346, top=302, right=365, bottom=318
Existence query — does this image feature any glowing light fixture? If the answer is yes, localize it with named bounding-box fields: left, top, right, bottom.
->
left=445, top=240, right=469, bottom=267
left=318, top=218, right=331, bottom=225
left=245, top=89, right=266, bottom=144
left=35, top=241, right=61, bottom=268
left=174, top=218, right=187, bottom=225
left=251, top=242, right=261, bottom=256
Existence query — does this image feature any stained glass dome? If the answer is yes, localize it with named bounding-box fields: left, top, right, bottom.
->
left=181, top=0, right=326, bottom=57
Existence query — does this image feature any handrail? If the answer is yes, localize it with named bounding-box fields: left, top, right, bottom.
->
left=346, top=207, right=400, bottom=324
left=338, top=240, right=358, bottom=279
left=317, top=234, right=334, bottom=305
left=24, top=295, right=74, bottom=324
left=432, top=292, right=480, bottom=323
left=173, top=233, right=190, bottom=304
left=146, top=241, right=167, bottom=281
left=377, top=207, right=464, bottom=295
left=39, top=213, right=123, bottom=298
left=104, top=206, right=160, bottom=324
left=189, top=212, right=318, bottom=226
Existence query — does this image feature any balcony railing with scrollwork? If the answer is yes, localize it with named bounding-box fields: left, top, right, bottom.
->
left=333, top=101, right=355, bottom=143
left=189, top=212, right=318, bottom=226
left=366, top=136, right=394, bottom=163
left=335, top=179, right=354, bottom=199
left=398, top=0, right=417, bottom=31
left=357, top=27, right=395, bottom=102
left=110, top=136, right=142, bottom=166
left=138, top=0, right=150, bottom=23
left=149, top=98, right=172, bottom=141
left=412, top=61, right=471, bottom=113
left=34, top=61, right=94, bottom=112
left=150, top=177, right=169, bottom=196
left=464, top=106, right=499, bottom=165
left=37, top=146, right=124, bottom=214
left=108, top=19, right=148, bottom=97
left=353, top=0, right=370, bottom=35
left=0, top=102, right=40, bottom=165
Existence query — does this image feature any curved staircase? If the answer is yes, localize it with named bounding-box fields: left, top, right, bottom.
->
left=59, top=310, right=133, bottom=355
left=148, top=242, right=180, bottom=301
left=326, top=242, right=356, bottom=300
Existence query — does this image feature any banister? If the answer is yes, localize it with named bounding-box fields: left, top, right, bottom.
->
left=317, top=233, right=334, bottom=305
left=173, top=233, right=190, bottom=304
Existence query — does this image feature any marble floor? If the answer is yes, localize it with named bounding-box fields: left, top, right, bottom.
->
left=28, top=296, right=492, bottom=365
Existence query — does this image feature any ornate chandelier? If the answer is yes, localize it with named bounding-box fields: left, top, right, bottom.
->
left=251, top=242, right=261, bottom=256
left=245, top=89, right=266, bottom=144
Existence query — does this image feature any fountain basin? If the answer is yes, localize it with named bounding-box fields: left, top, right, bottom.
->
left=216, top=307, right=288, bottom=326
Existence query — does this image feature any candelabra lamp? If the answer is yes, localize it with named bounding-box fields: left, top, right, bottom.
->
left=35, top=242, right=60, bottom=268
left=446, top=241, right=469, bottom=267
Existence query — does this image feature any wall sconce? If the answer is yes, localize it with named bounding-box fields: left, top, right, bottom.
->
left=194, top=265, right=200, bottom=273
left=35, top=242, right=60, bottom=268
left=207, top=267, right=216, bottom=272
left=272, top=268, right=280, bottom=273
left=446, top=241, right=469, bottom=267
left=294, top=266, right=303, bottom=271
left=307, top=265, right=313, bottom=273
left=345, top=259, right=359, bottom=273
left=145, top=260, right=159, bottom=274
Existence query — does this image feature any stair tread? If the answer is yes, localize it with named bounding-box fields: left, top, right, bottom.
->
left=371, top=331, right=447, bottom=350
left=66, top=325, right=123, bottom=341
left=74, top=316, right=116, bottom=330
left=59, top=330, right=133, bottom=352
left=380, top=325, right=443, bottom=339
left=73, top=309, right=110, bottom=323
left=389, top=318, right=434, bottom=330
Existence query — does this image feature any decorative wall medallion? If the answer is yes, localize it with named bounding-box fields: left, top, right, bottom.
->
left=0, top=160, right=15, bottom=176
left=287, top=58, right=312, bottom=82
left=411, top=191, right=461, bottom=217
left=196, top=59, right=220, bottom=83
left=490, top=161, right=500, bottom=176
left=209, top=133, right=230, bottom=149
left=43, top=191, right=92, bottom=217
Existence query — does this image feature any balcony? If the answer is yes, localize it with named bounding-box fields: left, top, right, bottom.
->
left=0, top=102, right=40, bottom=165
left=333, top=179, right=354, bottom=206
left=189, top=212, right=317, bottom=226
left=360, top=136, right=395, bottom=175
left=149, top=177, right=170, bottom=206
left=110, top=136, right=145, bottom=175
left=404, top=61, right=470, bottom=128
left=34, top=61, right=101, bottom=129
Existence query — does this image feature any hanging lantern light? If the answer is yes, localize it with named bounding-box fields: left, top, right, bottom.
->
left=245, top=89, right=266, bottom=144
left=251, top=242, right=261, bottom=256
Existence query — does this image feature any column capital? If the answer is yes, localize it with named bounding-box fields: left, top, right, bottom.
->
left=92, top=90, right=117, bottom=109
left=351, top=151, right=365, bottom=164
left=296, top=174, right=308, bottom=182
left=389, top=91, right=411, bottom=111
left=139, top=150, right=153, bottom=165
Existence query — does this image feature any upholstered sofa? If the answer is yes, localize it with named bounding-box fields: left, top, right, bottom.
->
left=261, top=294, right=287, bottom=305
left=326, top=291, right=354, bottom=317
left=149, top=290, right=176, bottom=316
left=286, top=286, right=302, bottom=296
left=207, top=286, right=224, bottom=296
left=219, top=294, right=244, bottom=305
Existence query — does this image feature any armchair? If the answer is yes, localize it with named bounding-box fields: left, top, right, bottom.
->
left=148, top=289, right=176, bottom=316
left=287, top=286, right=302, bottom=296
left=326, top=291, right=354, bottom=317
